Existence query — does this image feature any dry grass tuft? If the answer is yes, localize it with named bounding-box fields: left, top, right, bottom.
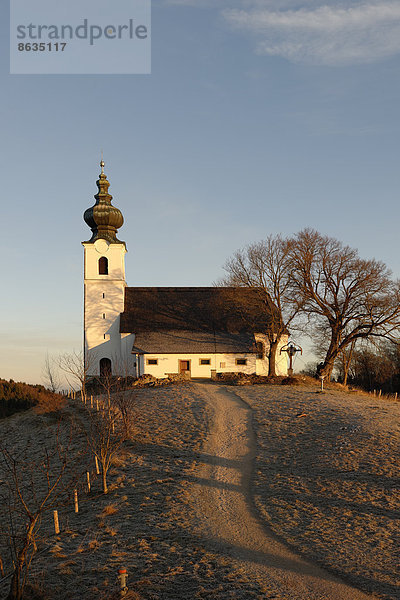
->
left=99, top=503, right=119, bottom=518
left=110, top=451, right=130, bottom=467
left=87, top=538, right=102, bottom=551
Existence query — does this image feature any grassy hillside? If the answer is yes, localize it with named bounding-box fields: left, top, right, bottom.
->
left=0, top=379, right=64, bottom=418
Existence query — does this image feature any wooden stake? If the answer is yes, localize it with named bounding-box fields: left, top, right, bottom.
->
left=95, top=455, right=100, bottom=475
left=53, top=510, right=60, bottom=534
left=74, top=489, right=79, bottom=513
left=96, top=398, right=99, bottom=411
left=378, top=389, right=382, bottom=398
left=90, top=395, right=93, bottom=408
left=395, top=392, right=398, bottom=401
left=86, top=471, right=91, bottom=493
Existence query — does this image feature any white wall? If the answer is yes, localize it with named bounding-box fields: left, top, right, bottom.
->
left=137, top=352, right=258, bottom=378
left=136, top=333, right=289, bottom=379
left=83, top=240, right=135, bottom=376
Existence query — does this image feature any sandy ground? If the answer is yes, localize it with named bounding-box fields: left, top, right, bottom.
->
left=232, top=383, right=400, bottom=600
left=0, top=381, right=398, bottom=599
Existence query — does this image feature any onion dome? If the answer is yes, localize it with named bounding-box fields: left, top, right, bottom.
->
left=83, top=160, right=125, bottom=244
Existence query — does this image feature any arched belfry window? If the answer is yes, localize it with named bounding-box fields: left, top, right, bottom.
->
left=100, top=358, right=112, bottom=377
left=99, top=257, right=108, bottom=275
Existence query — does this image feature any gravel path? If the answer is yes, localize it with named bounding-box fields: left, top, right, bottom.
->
left=191, top=382, right=373, bottom=600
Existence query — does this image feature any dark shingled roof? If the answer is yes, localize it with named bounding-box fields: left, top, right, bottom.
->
left=120, top=287, right=276, bottom=334
left=131, top=330, right=257, bottom=354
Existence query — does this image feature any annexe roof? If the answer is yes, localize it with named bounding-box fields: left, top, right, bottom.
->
left=131, top=330, right=258, bottom=354
left=120, top=287, right=276, bottom=334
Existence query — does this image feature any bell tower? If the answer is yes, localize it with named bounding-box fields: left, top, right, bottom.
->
left=82, top=160, right=132, bottom=377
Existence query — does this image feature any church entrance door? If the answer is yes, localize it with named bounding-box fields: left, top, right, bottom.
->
left=179, top=360, right=191, bottom=378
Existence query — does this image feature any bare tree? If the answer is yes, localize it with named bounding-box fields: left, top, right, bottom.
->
left=57, top=350, right=94, bottom=403
left=82, top=402, right=127, bottom=494
left=41, top=352, right=60, bottom=393
left=289, top=228, right=400, bottom=380
left=344, top=339, right=400, bottom=392
left=0, top=425, right=86, bottom=600
left=220, top=234, right=303, bottom=376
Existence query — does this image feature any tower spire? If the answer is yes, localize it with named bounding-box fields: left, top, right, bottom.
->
left=83, top=160, right=125, bottom=244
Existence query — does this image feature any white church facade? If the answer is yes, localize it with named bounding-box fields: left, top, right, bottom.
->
left=83, top=161, right=288, bottom=379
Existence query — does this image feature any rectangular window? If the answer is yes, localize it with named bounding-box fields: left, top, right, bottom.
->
left=220, top=362, right=226, bottom=368
left=236, top=358, right=247, bottom=366
left=102, top=293, right=105, bottom=299
left=199, top=358, right=211, bottom=365
left=147, top=359, right=158, bottom=365
left=102, top=313, right=106, bottom=319
left=104, top=334, right=106, bottom=339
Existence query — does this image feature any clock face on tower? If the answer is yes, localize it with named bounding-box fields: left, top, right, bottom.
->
left=94, top=239, right=110, bottom=254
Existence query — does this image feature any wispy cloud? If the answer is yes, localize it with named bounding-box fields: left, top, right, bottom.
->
left=222, top=2, right=400, bottom=65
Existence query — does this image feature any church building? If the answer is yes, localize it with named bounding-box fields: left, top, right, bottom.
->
left=83, top=161, right=288, bottom=379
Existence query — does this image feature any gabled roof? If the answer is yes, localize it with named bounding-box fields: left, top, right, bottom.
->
left=119, top=287, right=277, bottom=334
left=131, top=330, right=257, bottom=354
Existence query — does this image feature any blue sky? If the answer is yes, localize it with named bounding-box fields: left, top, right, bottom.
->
left=1, top=0, right=400, bottom=383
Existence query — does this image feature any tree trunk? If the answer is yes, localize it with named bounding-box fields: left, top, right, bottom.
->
left=7, top=519, right=37, bottom=600
left=342, top=341, right=355, bottom=387
left=101, top=466, right=108, bottom=494
left=268, top=339, right=279, bottom=377
left=320, top=332, right=341, bottom=380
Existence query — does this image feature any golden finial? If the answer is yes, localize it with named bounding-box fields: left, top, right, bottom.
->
left=100, top=150, right=105, bottom=175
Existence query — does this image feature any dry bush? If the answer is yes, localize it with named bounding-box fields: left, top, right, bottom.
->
left=130, top=373, right=188, bottom=388
left=216, top=372, right=289, bottom=385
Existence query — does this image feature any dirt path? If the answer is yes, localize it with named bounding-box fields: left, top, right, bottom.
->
left=191, top=382, right=373, bottom=600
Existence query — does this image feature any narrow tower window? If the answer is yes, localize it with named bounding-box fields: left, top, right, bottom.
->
left=99, top=257, right=108, bottom=275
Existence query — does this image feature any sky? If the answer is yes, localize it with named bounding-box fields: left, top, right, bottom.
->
left=1, top=0, right=400, bottom=384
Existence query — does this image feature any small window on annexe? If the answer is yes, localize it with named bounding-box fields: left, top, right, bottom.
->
left=199, top=359, right=211, bottom=365
left=147, top=359, right=158, bottom=365
left=98, top=257, right=108, bottom=275
left=256, top=342, right=264, bottom=359
left=236, top=358, right=247, bottom=366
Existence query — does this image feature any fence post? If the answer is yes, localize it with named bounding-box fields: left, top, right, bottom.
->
left=53, top=510, right=60, bottom=534
left=118, top=568, right=128, bottom=597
